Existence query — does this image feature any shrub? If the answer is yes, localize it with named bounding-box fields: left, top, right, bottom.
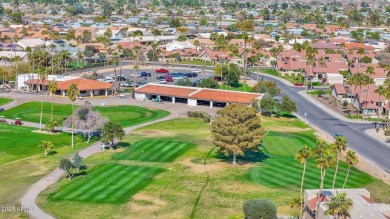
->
left=342, top=100, right=349, bottom=108
left=284, top=73, right=289, bottom=77
left=318, top=90, right=325, bottom=97
left=188, top=111, right=210, bottom=123
left=243, top=199, right=277, bottom=219
left=385, top=129, right=390, bottom=136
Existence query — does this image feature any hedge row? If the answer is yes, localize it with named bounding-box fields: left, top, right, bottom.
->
left=188, top=111, right=211, bottom=123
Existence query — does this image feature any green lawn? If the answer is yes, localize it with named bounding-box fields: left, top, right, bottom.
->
left=93, top=105, right=169, bottom=127
left=113, top=140, right=194, bottom=162
left=307, top=90, right=332, bottom=96
left=0, top=102, right=72, bottom=124
left=260, top=69, right=304, bottom=85
left=0, top=97, right=13, bottom=106
left=49, top=164, right=163, bottom=204
left=219, top=83, right=253, bottom=92
left=174, top=60, right=213, bottom=66
left=250, top=157, right=373, bottom=189
left=261, top=131, right=317, bottom=157
left=36, top=118, right=390, bottom=219
left=251, top=130, right=374, bottom=190
left=0, top=124, right=83, bottom=164
left=0, top=102, right=169, bottom=127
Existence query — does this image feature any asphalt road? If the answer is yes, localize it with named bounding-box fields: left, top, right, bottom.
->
left=256, top=74, right=390, bottom=173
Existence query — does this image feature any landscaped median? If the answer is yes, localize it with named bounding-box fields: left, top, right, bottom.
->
left=35, top=117, right=390, bottom=219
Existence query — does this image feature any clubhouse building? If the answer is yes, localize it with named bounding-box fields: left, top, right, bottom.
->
left=135, top=84, right=262, bottom=108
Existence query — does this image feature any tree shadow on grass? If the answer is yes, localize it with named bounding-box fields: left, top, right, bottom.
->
left=48, top=151, right=57, bottom=156
left=113, top=142, right=130, bottom=149
left=215, top=150, right=269, bottom=165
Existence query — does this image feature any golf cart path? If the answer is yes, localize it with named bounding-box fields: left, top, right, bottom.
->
left=20, top=114, right=179, bottom=219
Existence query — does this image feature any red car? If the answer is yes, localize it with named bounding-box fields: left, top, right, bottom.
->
left=156, top=68, right=169, bottom=73
left=165, top=76, right=173, bottom=82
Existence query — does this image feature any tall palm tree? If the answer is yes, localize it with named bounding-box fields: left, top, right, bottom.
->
left=363, top=66, right=375, bottom=118
left=38, top=70, right=47, bottom=131
left=295, top=145, right=312, bottom=218
left=315, top=148, right=335, bottom=219
left=355, top=73, right=369, bottom=120
left=331, top=136, right=348, bottom=188
left=49, top=43, right=56, bottom=74
left=47, top=79, right=58, bottom=122
left=325, top=192, right=353, bottom=219
left=343, top=150, right=359, bottom=188
left=194, top=39, right=200, bottom=51
left=375, top=85, right=386, bottom=124
left=67, top=84, right=80, bottom=147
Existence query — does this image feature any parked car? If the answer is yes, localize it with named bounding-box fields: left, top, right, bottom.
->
left=192, top=69, right=202, bottom=73
left=155, top=80, right=167, bottom=84
left=140, top=72, right=151, bottom=77
left=116, top=75, right=126, bottom=81
left=156, top=68, right=169, bottom=73
left=129, top=73, right=141, bottom=77
left=121, top=83, right=133, bottom=87
left=157, top=75, right=166, bottom=80
left=185, top=72, right=197, bottom=77
left=176, top=73, right=187, bottom=78
left=165, top=76, right=173, bottom=82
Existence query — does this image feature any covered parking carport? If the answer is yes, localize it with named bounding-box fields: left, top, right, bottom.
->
left=134, top=84, right=199, bottom=104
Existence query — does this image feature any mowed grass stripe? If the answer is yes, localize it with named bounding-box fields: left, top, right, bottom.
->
left=157, top=142, right=193, bottom=162
left=115, top=140, right=193, bottom=162
left=86, top=166, right=149, bottom=202
left=118, top=140, right=160, bottom=160
left=104, top=167, right=162, bottom=203
left=146, top=141, right=182, bottom=161
left=262, top=161, right=364, bottom=187
left=112, top=168, right=164, bottom=203
left=113, top=140, right=167, bottom=160
left=50, top=164, right=163, bottom=204
left=50, top=165, right=115, bottom=200
left=265, top=160, right=364, bottom=187
left=76, top=166, right=145, bottom=201
left=136, top=141, right=176, bottom=161
left=268, top=159, right=367, bottom=183
left=56, top=165, right=124, bottom=200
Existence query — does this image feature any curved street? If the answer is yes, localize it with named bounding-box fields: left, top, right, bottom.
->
left=255, top=74, right=390, bottom=173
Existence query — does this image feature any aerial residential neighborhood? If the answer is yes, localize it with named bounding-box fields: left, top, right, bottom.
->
left=1, top=0, right=390, bottom=219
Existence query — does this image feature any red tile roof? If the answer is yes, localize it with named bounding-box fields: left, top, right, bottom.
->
left=136, top=84, right=198, bottom=98
left=306, top=195, right=328, bottom=211
left=333, top=83, right=347, bottom=95
left=24, top=79, right=49, bottom=86
left=135, top=84, right=261, bottom=104
left=190, top=89, right=261, bottom=104
left=57, top=78, right=112, bottom=91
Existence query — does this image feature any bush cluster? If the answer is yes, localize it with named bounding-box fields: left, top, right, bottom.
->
left=188, top=111, right=210, bottom=123
left=385, top=129, right=390, bottom=136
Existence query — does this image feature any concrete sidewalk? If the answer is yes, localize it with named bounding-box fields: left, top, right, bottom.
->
left=365, top=129, right=390, bottom=148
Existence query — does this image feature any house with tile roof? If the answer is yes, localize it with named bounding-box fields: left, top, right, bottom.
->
left=17, top=38, right=45, bottom=51
left=304, top=188, right=390, bottom=219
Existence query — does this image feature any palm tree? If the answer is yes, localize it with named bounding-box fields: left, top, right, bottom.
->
left=38, top=70, right=47, bottom=131
left=325, top=192, right=353, bottom=219
left=354, top=73, right=370, bottom=120
left=47, top=79, right=58, bottom=122
left=295, top=145, right=312, bottom=218
left=331, top=136, right=348, bottom=189
left=49, top=43, right=56, bottom=74
left=315, top=148, right=335, bottom=218
left=363, top=66, right=375, bottom=118
left=375, top=85, right=386, bottom=124
left=194, top=39, right=200, bottom=51
left=39, top=140, right=53, bottom=156
left=67, top=84, right=80, bottom=147
left=343, top=150, right=359, bottom=188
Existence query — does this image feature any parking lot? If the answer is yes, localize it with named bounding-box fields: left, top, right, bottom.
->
left=95, top=67, right=215, bottom=89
